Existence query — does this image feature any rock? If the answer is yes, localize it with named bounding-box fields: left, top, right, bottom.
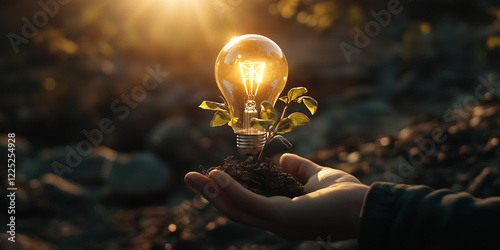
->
left=64, top=146, right=117, bottom=185
left=40, top=173, right=85, bottom=202
left=467, top=166, right=498, bottom=197
left=39, top=173, right=109, bottom=205
left=13, top=234, right=55, bottom=250
left=19, top=145, right=117, bottom=185
left=146, top=117, right=196, bottom=164
left=106, top=152, right=171, bottom=198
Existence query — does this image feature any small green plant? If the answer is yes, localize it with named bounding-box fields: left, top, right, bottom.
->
left=199, top=87, right=318, bottom=159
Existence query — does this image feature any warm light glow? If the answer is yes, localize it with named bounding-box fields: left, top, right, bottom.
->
left=168, top=224, right=177, bottom=232
left=238, top=61, right=265, bottom=97
left=214, top=34, right=288, bottom=135
left=224, top=37, right=244, bottom=53
left=116, top=0, right=227, bottom=53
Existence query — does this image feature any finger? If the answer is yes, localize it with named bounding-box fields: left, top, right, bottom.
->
left=184, top=172, right=289, bottom=234
left=184, top=172, right=228, bottom=207
left=279, top=153, right=324, bottom=181
left=185, top=172, right=262, bottom=223
left=184, top=172, right=206, bottom=189
left=208, top=170, right=291, bottom=223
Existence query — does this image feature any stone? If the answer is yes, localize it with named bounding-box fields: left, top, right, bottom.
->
left=146, top=117, right=195, bottom=164
left=19, top=145, right=117, bottom=185
left=106, top=152, right=171, bottom=198
left=467, top=167, right=497, bottom=197
left=40, top=173, right=86, bottom=202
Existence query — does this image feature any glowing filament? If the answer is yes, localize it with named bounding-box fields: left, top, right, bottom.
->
left=238, top=62, right=265, bottom=97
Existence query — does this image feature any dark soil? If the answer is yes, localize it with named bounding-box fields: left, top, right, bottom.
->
left=201, top=156, right=305, bottom=198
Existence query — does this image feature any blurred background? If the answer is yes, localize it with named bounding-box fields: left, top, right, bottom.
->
left=1, top=0, right=500, bottom=249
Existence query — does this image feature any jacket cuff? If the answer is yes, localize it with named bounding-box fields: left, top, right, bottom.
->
left=358, top=182, right=407, bottom=249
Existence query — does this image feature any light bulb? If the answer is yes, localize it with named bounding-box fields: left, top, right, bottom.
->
left=215, top=34, right=288, bottom=154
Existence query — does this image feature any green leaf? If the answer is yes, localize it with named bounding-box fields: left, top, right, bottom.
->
left=288, top=112, right=310, bottom=126
left=260, top=101, right=279, bottom=124
left=199, top=101, right=227, bottom=111
left=299, top=96, right=318, bottom=115
left=287, top=87, right=307, bottom=102
left=250, top=118, right=264, bottom=130
left=210, top=110, right=231, bottom=127
left=228, top=117, right=238, bottom=127
left=275, top=118, right=296, bottom=134
left=250, top=118, right=273, bottom=130
left=274, top=135, right=292, bottom=148
left=279, top=96, right=289, bottom=103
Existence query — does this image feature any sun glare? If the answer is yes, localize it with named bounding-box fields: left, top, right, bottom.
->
left=115, top=0, right=222, bottom=47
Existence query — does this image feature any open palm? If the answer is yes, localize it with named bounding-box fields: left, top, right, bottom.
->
left=184, top=153, right=369, bottom=241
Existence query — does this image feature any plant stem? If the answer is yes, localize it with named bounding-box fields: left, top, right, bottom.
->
left=258, top=130, right=273, bottom=161
left=258, top=143, right=265, bottom=161
left=258, top=100, right=293, bottom=161
left=280, top=101, right=292, bottom=120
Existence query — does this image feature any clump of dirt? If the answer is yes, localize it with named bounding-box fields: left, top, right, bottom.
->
left=201, top=156, right=304, bottom=198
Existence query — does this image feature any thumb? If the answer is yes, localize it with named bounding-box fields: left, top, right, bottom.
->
left=279, top=153, right=323, bottom=181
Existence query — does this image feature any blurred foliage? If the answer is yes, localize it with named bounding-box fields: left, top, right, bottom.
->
left=269, top=0, right=342, bottom=31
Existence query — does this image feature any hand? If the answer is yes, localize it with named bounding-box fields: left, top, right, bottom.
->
left=184, top=153, right=369, bottom=241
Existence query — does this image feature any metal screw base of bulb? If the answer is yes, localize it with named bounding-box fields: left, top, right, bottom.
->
left=236, top=133, right=266, bottom=155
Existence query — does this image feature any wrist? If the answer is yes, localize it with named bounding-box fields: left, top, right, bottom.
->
left=349, top=184, right=370, bottom=239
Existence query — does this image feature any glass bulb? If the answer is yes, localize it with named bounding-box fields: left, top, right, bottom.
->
left=215, top=34, right=288, bottom=154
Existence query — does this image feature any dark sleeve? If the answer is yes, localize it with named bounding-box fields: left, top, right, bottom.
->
left=358, top=182, right=500, bottom=250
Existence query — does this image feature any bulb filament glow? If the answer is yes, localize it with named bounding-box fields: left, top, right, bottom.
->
left=239, top=61, right=265, bottom=98
left=239, top=61, right=266, bottom=132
